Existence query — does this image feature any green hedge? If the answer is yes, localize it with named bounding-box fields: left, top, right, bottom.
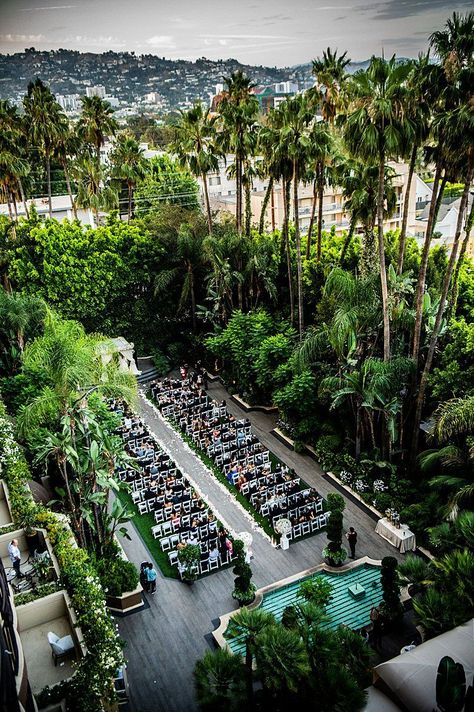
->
left=0, top=400, right=123, bottom=711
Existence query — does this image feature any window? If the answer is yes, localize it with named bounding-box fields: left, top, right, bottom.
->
left=209, top=176, right=221, bottom=186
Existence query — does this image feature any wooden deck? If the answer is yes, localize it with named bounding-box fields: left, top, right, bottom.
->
left=117, top=383, right=405, bottom=712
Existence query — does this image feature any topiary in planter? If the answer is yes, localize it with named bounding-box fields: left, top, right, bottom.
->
left=232, top=539, right=256, bottom=605
left=324, top=494, right=347, bottom=566
left=380, top=556, right=403, bottom=624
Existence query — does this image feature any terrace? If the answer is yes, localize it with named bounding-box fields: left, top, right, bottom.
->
left=16, top=589, right=86, bottom=695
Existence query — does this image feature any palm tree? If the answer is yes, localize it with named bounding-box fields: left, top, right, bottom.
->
left=77, top=95, right=118, bottom=165
left=53, top=124, right=81, bottom=220
left=342, top=56, right=413, bottom=361
left=110, top=133, right=148, bottom=219
left=194, top=649, right=246, bottom=711
left=396, top=54, right=432, bottom=274
left=72, top=152, right=118, bottom=226
left=412, top=105, right=474, bottom=454
left=154, top=220, right=206, bottom=332
left=0, top=290, right=46, bottom=363
left=219, top=71, right=259, bottom=234
left=279, top=94, right=314, bottom=338
left=448, top=198, right=474, bottom=319
left=23, top=79, right=67, bottom=217
left=0, top=100, right=31, bottom=219
left=306, top=121, right=333, bottom=261
left=312, top=47, right=351, bottom=125
left=225, top=607, right=274, bottom=702
left=253, top=624, right=311, bottom=698
left=412, top=13, right=474, bottom=366
left=341, top=161, right=397, bottom=276
left=173, top=103, right=219, bottom=234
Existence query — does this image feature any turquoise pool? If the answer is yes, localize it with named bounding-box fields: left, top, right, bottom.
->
left=225, top=563, right=383, bottom=654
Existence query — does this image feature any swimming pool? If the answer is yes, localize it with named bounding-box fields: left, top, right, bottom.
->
left=223, top=562, right=383, bottom=655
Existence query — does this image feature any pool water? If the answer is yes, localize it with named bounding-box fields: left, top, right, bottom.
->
left=225, top=563, right=382, bottom=655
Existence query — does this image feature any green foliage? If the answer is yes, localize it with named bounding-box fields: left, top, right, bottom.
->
left=436, top=656, right=467, bottom=712
left=194, top=648, right=246, bottom=712
left=326, top=492, right=346, bottom=512
left=93, top=548, right=139, bottom=597
left=178, top=543, right=201, bottom=582
left=296, top=576, right=333, bottom=607
left=380, top=556, right=403, bottom=623
left=134, top=154, right=199, bottom=215
left=232, top=539, right=256, bottom=604
left=430, top=318, right=474, bottom=401
left=7, top=217, right=163, bottom=341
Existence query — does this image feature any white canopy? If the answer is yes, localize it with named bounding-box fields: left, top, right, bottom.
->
left=373, top=619, right=474, bottom=712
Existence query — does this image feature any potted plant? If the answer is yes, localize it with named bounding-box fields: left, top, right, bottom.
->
left=20, top=502, right=40, bottom=555
left=178, top=544, right=200, bottom=585
left=31, top=552, right=54, bottom=583
left=232, top=540, right=256, bottom=606
left=323, top=494, right=347, bottom=567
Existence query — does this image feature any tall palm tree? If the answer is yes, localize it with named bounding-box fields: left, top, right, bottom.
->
left=110, top=133, right=148, bottom=219
left=412, top=104, right=474, bottom=454
left=0, top=100, right=31, bottom=219
left=412, top=13, right=474, bottom=366
left=23, top=79, right=67, bottom=217
left=342, top=56, right=413, bottom=361
left=396, top=54, right=432, bottom=275
left=72, top=152, right=118, bottom=226
left=53, top=124, right=81, bottom=220
left=172, top=103, right=219, bottom=234
left=306, top=121, right=333, bottom=261
left=312, top=47, right=351, bottom=125
left=77, top=95, right=118, bottom=165
left=219, top=71, right=259, bottom=234
left=448, top=198, right=474, bottom=319
left=341, top=161, right=397, bottom=276
left=154, top=220, right=206, bottom=333
left=253, top=625, right=311, bottom=698
left=279, top=94, right=314, bottom=339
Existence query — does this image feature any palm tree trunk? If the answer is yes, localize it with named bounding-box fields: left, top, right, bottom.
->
left=245, top=181, right=251, bottom=237
left=62, top=160, right=78, bottom=220
left=236, top=156, right=242, bottom=234
left=6, top=193, right=14, bottom=222
left=316, top=164, right=324, bottom=262
left=377, top=158, right=390, bottom=361
left=201, top=171, right=213, bottom=234
left=355, top=405, right=361, bottom=461
left=397, top=144, right=417, bottom=275
left=283, top=179, right=294, bottom=325
left=411, top=167, right=473, bottom=457
left=293, top=160, right=304, bottom=339
left=18, top=179, right=29, bottom=219
left=340, top=216, right=356, bottom=264
left=306, top=178, right=318, bottom=259
left=271, top=184, right=276, bottom=232
left=412, top=163, right=444, bottom=364
left=46, top=153, right=52, bottom=218
left=189, top=263, right=197, bottom=333
left=12, top=194, right=18, bottom=220
left=127, top=181, right=132, bottom=221
left=448, top=200, right=474, bottom=320
left=245, top=645, right=254, bottom=704
left=259, top=177, right=273, bottom=235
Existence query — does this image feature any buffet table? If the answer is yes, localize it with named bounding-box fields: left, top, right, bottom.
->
left=375, top=517, right=416, bottom=553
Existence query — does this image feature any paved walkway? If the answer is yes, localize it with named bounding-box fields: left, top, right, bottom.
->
left=117, top=387, right=405, bottom=712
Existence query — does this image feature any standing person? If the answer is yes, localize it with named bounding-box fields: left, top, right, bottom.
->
left=8, top=539, right=22, bottom=578
left=370, top=606, right=383, bottom=650
left=146, top=563, right=157, bottom=595
left=346, top=527, right=358, bottom=559
left=140, top=561, right=150, bottom=592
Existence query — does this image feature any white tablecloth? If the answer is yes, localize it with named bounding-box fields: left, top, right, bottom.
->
left=375, top=518, right=416, bottom=553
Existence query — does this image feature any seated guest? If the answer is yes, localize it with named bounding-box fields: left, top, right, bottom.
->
left=209, top=545, right=219, bottom=562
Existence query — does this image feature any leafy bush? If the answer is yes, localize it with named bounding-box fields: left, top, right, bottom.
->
left=94, top=554, right=139, bottom=597
left=151, top=349, right=170, bottom=376
left=297, top=576, right=333, bottom=607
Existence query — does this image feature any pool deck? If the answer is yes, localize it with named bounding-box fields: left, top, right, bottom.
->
left=117, top=382, right=408, bottom=712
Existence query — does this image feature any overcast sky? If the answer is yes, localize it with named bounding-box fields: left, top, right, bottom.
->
left=0, top=0, right=471, bottom=66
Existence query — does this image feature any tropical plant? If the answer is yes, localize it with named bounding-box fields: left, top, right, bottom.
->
left=110, top=133, right=148, bottom=219
left=380, top=556, right=403, bottom=623
left=194, top=648, right=246, bottom=712
left=77, top=95, right=118, bottom=164
left=177, top=543, right=200, bottom=582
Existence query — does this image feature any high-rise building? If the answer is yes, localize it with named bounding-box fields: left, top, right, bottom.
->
left=85, top=85, right=106, bottom=99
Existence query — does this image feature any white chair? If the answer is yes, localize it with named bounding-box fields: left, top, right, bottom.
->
left=168, top=551, right=179, bottom=566
left=47, top=631, right=75, bottom=666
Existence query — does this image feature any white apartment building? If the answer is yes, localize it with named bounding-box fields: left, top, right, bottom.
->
left=56, top=93, right=81, bottom=112
left=86, top=85, right=106, bottom=99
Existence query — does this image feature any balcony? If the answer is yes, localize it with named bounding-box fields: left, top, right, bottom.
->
left=16, top=590, right=86, bottom=696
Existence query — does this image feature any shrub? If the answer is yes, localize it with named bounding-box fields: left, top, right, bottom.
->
left=297, top=576, right=333, bottom=607
left=95, top=555, right=139, bottom=597
left=380, top=556, right=403, bottom=623
left=151, top=349, right=170, bottom=376
left=326, top=492, right=345, bottom=512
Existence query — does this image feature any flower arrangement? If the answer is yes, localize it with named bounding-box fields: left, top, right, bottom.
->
left=373, top=479, right=387, bottom=492
left=354, top=479, right=368, bottom=492
left=0, top=401, right=124, bottom=711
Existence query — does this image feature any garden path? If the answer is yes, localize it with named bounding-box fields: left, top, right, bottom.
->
left=117, top=387, right=405, bottom=712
